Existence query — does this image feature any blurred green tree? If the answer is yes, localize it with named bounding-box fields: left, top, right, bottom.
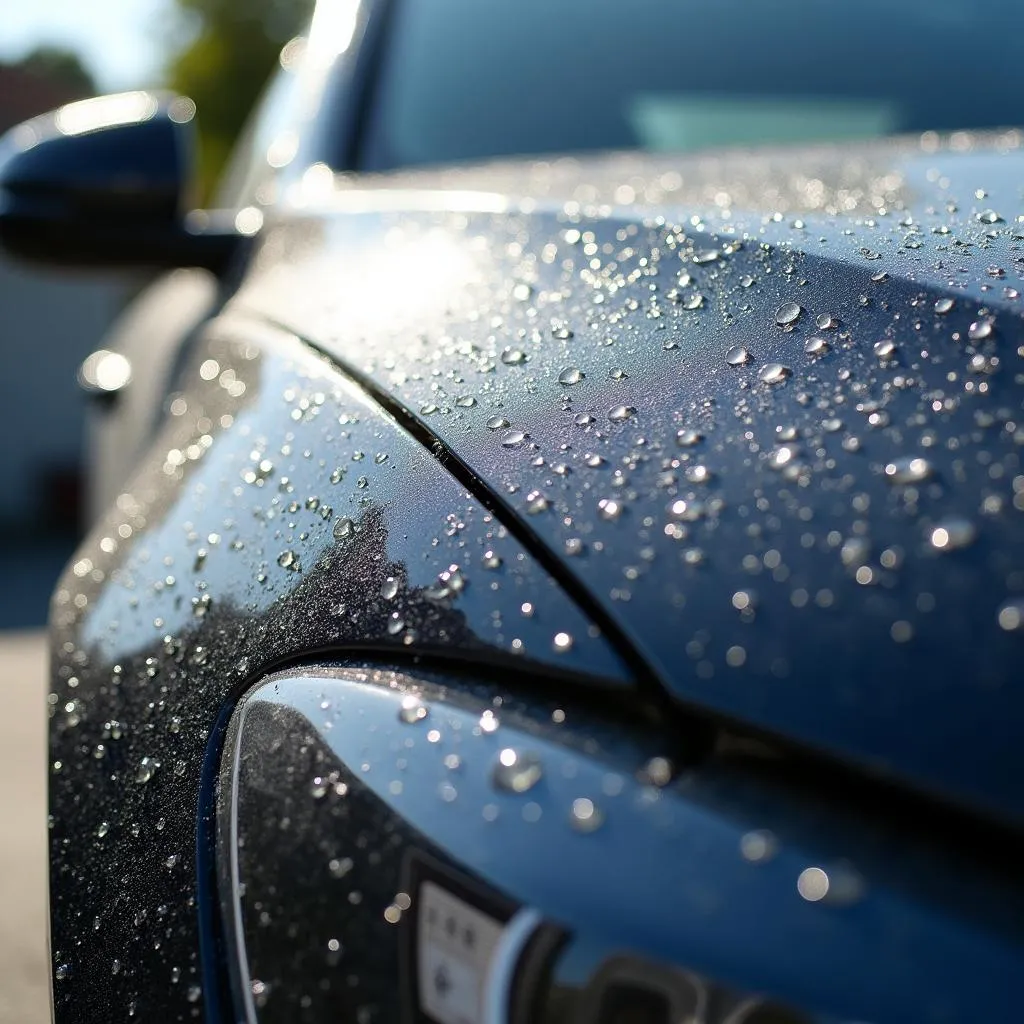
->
left=167, top=0, right=313, bottom=199
left=14, top=46, right=97, bottom=99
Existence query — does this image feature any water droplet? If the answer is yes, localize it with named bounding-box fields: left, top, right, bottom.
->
left=685, top=464, right=713, bottom=484
left=310, top=776, right=328, bottom=799
left=501, top=348, right=527, bottom=365
left=775, top=302, right=802, bottom=327
left=501, top=430, right=528, bottom=448
left=693, top=248, right=720, bottom=264
left=758, top=363, right=791, bottom=384
left=277, top=550, right=299, bottom=570
left=598, top=498, right=623, bottom=521
left=608, top=404, right=636, bottom=423
left=815, top=313, right=839, bottom=330
left=804, top=336, right=829, bottom=358
left=398, top=696, right=428, bottom=724
left=487, top=415, right=510, bottom=430
left=564, top=537, right=585, bottom=556
left=492, top=749, right=544, bottom=793
left=62, top=699, right=82, bottom=728
left=96, top=821, right=110, bottom=838
left=797, top=866, right=830, bottom=901
left=380, top=577, right=399, bottom=600
left=873, top=339, right=897, bottom=361
left=512, top=283, right=533, bottom=301
left=884, top=456, right=933, bottom=485
left=725, top=345, right=751, bottom=366
left=552, top=631, right=574, bottom=653
left=424, top=564, right=466, bottom=602
left=668, top=498, right=707, bottom=521
left=574, top=412, right=596, bottom=427
left=968, top=318, right=994, bottom=341
left=479, top=710, right=499, bottom=734
left=570, top=797, right=603, bottom=832
left=456, top=395, right=476, bottom=407
left=929, top=518, right=977, bottom=552
left=840, top=537, right=871, bottom=568
left=135, top=757, right=158, bottom=784
left=675, top=429, right=703, bottom=447
left=525, top=491, right=549, bottom=514
left=977, top=209, right=1003, bottom=224
left=768, top=446, right=798, bottom=471
left=934, top=297, right=954, bottom=314
left=558, top=366, right=584, bottom=385
left=968, top=353, right=998, bottom=375
left=482, top=550, right=502, bottom=570
left=55, top=963, right=71, bottom=981
left=740, top=829, right=778, bottom=863
left=551, top=322, right=574, bottom=339
left=797, top=864, right=864, bottom=905
left=997, top=598, right=1024, bottom=631
left=333, top=517, right=355, bottom=540
left=328, top=856, right=354, bottom=877
left=641, top=756, right=673, bottom=787
left=609, top=367, right=628, bottom=381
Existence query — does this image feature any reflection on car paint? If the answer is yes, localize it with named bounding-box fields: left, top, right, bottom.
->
left=48, top=322, right=632, bottom=1020
left=220, top=666, right=1024, bottom=1023
left=234, top=145, right=1024, bottom=819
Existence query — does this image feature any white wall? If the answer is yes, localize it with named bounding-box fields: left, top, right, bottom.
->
left=0, top=257, right=135, bottom=526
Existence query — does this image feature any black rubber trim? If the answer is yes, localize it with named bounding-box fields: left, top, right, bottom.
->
left=509, top=923, right=569, bottom=1024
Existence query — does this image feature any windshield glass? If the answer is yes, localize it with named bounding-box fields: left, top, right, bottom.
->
left=358, top=0, right=1020, bottom=171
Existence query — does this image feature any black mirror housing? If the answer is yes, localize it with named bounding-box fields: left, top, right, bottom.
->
left=0, top=91, right=242, bottom=274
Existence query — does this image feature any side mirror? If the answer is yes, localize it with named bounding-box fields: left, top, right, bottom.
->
left=0, top=91, right=244, bottom=274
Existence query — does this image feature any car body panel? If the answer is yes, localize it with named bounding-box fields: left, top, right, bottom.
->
left=221, top=666, right=1024, bottom=1024
left=33, top=0, right=1024, bottom=1017
left=83, top=267, right=221, bottom=520
left=230, top=137, right=1024, bottom=824
left=47, top=320, right=632, bottom=1022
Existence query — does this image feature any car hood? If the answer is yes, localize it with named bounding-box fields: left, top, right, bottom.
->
left=233, top=133, right=1024, bottom=825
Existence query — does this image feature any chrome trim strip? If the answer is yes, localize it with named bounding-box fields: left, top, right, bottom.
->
left=482, top=907, right=544, bottom=1024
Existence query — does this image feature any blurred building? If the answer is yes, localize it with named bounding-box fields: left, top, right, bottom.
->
left=0, top=60, right=137, bottom=532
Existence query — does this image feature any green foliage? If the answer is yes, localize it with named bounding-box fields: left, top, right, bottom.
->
left=166, top=0, right=313, bottom=199
left=14, top=46, right=96, bottom=99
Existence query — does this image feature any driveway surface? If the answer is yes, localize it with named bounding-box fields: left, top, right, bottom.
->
left=0, top=630, right=49, bottom=1024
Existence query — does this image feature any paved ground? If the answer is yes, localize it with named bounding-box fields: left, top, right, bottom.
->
left=0, top=631, right=49, bottom=1024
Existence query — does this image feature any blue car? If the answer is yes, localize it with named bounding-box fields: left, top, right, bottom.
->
left=2, top=0, right=1023, bottom=1021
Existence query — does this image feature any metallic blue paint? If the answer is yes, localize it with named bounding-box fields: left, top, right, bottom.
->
left=222, top=667, right=1024, bottom=1022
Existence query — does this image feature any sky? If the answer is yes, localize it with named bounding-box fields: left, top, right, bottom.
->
left=1, top=0, right=170, bottom=92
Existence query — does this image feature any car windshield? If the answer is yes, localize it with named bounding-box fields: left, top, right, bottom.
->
left=358, top=0, right=1021, bottom=171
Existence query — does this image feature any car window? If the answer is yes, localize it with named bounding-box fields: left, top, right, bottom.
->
left=216, top=42, right=307, bottom=208
left=357, top=0, right=1021, bottom=171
